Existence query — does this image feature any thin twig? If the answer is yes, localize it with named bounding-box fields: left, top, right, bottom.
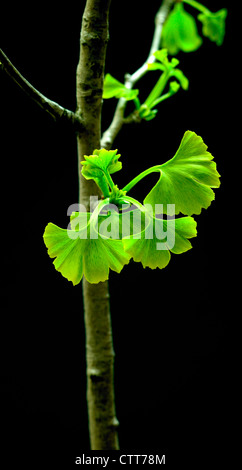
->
left=0, top=48, right=83, bottom=130
left=101, top=0, right=174, bottom=149
left=128, top=0, right=174, bottom=86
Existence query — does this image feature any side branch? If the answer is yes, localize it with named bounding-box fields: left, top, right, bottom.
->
left=101, top=0, right=174, bottom=149
left=0, top=48, right=83, bottom=130
left=128, top=0, right=175, bottom=87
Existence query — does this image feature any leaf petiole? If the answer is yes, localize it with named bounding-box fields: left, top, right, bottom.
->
left=144, top=71, right=170, bottom=108
left=95, top=174, right=111, bottom=199
left=133, top=97, right=141, bottom=110
left=105, top=171, right=115, bottom=191
left=150, top=82, right=180, bottom=108
left=182, top=0, right=210, bottom=15
left=117, top=194, right=146, bottom=213
left=89, top=197, right=111, bottom=225
left=87, top=168, right=115, bottom=199
left=88, top=194, right=147, bottom=228
left=122, top=165, right=161, bottom=194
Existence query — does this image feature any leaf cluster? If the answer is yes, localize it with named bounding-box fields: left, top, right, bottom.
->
left=141, top=49, right=189, bottom=120
left=161, top=1, right=227, bottom=54
left=43, top=131, right=220, bottom=284
left=101, top=1, right=227, bottom=123
left=103, top=48, right=189, bottom=122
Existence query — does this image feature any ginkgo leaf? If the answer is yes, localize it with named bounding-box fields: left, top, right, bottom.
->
left=169, top=216, right=197, bottom=253
left=148, top=49, right=189, bottom=90
left=198, top=9, right=227, bottom=46
left=124, top=235, right=171, bottom=270
left=144, top=131, right=220, bottom=215
left=43, top=214, right=131, bottom=285
left=123, top=212, right=197, bottom=270
left=171, top=68, right=189, bottom=90
left=81, top=148, right=122, bottom=180
left=161, top=3, right=202, bottom=55
left=103, top=73, right=139, bottom=101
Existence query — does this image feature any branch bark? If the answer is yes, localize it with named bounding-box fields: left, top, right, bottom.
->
left=101, top=0, right=174, bottom=149
left=76, top=0, right=119, bottom=450
left=0, top=48, right=82, bottom=129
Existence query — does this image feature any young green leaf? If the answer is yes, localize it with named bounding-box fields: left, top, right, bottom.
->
left=171, top=68, right=189, bottom=91
left=123, top=212, right=197, bottom=270
left=144, top=131, right=220, bottom=215
left=43, top=212, right=131, bottom=285
left=103, top=73, right=139, bottom=101
left=148, top=49, right=189, bottom=90
left=161, top=3, right=202, bottom=55
left=81, top=149, right=122, bottom=197
left=142, top=49, right=189, bottom=118
left=147, top=82, right=180, bottom=109
left=197, top=9, right=227, bottom=46
left=81, top=148, right=122, bottom=179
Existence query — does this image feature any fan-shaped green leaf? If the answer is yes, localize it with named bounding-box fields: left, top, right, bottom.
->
left=198, top=9, right=227, bottom=46
left=43, top=213, right=130, bottom=285
left=123, top=212, right=197, bottom=269
left=103, top=73, right=139, bottom=101
left=161, top=3, right=202, bottom=55
left=148, top=49, right=189, bottom=90
left=144, top=131, right=220, bottom=215
left=81, top=149, right=122, bottom=180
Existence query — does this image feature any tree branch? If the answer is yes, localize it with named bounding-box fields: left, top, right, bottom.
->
left=101, top=0, right=174, bottom=149
left=128, top=0, right=175, bottom=87
left=76, top=0, right=119, bottom=451
left=0, top=48, right=83, bottom=130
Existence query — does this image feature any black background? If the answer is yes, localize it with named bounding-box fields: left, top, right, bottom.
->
left=1, top=0, right=237, bottom=466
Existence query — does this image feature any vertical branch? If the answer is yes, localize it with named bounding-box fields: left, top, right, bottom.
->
left=76, top=0, right=110, bottom=208
left=82, top=281, right=119, bottom=450
left=76, top=0, right=119, bottom=450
